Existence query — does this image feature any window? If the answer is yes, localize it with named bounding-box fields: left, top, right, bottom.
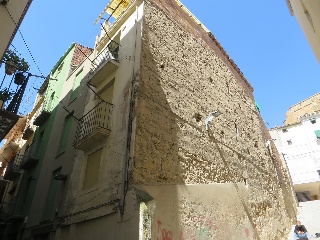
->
left=99, top=79, right=114, bottom=103
left=70, top=69, right=83, bottom=101
left=315, top=130, right=320, bottom=140
left=287, top=139, right=292, bottom=145
left=282, top=129, right=288, bottom=133
left=57, top=114, right=73, bottom=154
left=22, top=176, right=33, bottom=215
left=82, top=149, right=102, bottom=190
left=42, top=168, right=61, bottom=221
left=35, top=130, right=44, bottom=156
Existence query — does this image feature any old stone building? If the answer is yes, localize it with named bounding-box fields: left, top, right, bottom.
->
left=285, top=92, right=320, bottom=125
left=56, top=0, right=296, bottom=239
left=1, top=0, right=296, bottom=239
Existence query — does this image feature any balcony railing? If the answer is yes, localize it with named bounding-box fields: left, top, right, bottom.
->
left=33, top=98, right=52, bottom=126
left=74, top=101, right=113, bottom=151
left=0, top=196, right=25, bottom=221
left=20, top=141, right=42, bottom=170
left=22, top=125, right=34, bottom=140
left=88, top=42, right=119, bottom=87
left=0, top=73, right=31, bottom=141
left=3, top=154, right=22, bottom=181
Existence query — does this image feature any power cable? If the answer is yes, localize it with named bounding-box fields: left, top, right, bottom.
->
left=4, top=6, right=44, bottom=76
left=59, top=101, right=80, bottom=122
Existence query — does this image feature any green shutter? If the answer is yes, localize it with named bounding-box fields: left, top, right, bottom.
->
left=42, top=168, right=61, bottom=221
left=315, top=130, right=320, bottom=139
left=57, top=115, right=73, bottom=153
left=255, top=101, right=260, bottom=112
left=70, top=69, right=83, bottom=101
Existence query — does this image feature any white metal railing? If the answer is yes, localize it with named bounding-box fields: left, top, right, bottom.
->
left=74, top=101, right=113, bottom=145
left=91, top=41, right=119, bottom=72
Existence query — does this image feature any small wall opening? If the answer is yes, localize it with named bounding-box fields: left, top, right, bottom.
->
left=139, top=201, right=155, bottom=240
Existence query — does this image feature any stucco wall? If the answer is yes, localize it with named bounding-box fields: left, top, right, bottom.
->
left=56, top=2, right=144, bottom=234
left=132, top=0, right=296, bottom=239
left=287, top=0, right=320, bottom=63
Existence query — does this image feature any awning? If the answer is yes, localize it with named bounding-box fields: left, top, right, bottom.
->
left=94, top=0, right=133, bottom=24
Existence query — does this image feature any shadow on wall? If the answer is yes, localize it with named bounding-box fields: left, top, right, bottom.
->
left=129, top=0, right=296, bottom=239
left=130, top=2, right=183, bottom=238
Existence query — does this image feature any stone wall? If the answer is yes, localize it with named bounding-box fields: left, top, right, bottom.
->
left=131, top=0, right=296, bottom=239
left=285, top=92, right=320, bottom=125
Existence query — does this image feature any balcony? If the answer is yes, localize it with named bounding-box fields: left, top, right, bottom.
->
left=20, top=141, right=41, bottom=170
left=33, top=99, right=52, bottom=126
left=0, top=196, right=25, bottom=222
left=3, top=155, right=22, bottom=181
left=0, top=73, right=31, bottom=141
left=74, top=101, right=113, bottom=151
left=87, top=42, right=119, bottom=87
left=22, top=125, right=34, bottom=140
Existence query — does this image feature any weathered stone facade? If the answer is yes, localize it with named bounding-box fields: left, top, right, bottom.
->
left=0, top=1, right=296, bottom=239
left=130, top=0, right=296, bottom=239
left=285, top=92, right=320, bottom=125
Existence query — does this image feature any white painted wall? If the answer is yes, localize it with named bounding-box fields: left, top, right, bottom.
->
left=270, top=116, right=320, bottom=194
left=63, top=1, right=144, bottom=226
left=287, top=0, right=320, bottom=63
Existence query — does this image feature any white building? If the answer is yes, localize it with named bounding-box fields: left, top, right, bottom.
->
left=286, top=0, right=320, bottom=63
left=270, top=112, right=320, bottom=201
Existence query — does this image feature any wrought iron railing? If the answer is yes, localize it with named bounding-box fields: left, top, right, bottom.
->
left=0, top=196, right=24, bottom=219
left=75, top=100, right=113, bottom=144
left=2, top=73, right=31, bottom=114
left=33, top=97, right=53, bottom=126
left=91, top=41, right=119, bottom=73
left=20, top=141, right=42, bottom=168
left=6, top=154, right=22, bottom=173
left=34, top=97, right=52, bottom=118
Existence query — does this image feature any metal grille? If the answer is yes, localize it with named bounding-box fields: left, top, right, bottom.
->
left=20, top=141, right=41, bottom=167
left=6, top=154, right=23, bottom=172
left=75, top=100, right=113, bottom=144
left=91, top=42, right=119, bottom=72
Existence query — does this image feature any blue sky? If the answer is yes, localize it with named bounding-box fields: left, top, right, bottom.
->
left=9, top=0, right=320, bottom=128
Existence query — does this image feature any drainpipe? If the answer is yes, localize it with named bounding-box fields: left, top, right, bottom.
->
left=119, top=5, right=140, bottom=218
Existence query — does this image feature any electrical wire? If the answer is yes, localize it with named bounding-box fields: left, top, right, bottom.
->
left=4, top=6, right=44, bottom=76
left=70, top=170, right=122, bottom=206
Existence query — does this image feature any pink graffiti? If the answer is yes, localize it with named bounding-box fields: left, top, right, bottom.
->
left=157, top=220, right=173, bottom=240
left=157, top=218, right=250, bottom=240
left=245, top=228, right=250, bottom=238
left=162, top=229, right=173, bottom=240
left=157, top=220, right=162, bottom=232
